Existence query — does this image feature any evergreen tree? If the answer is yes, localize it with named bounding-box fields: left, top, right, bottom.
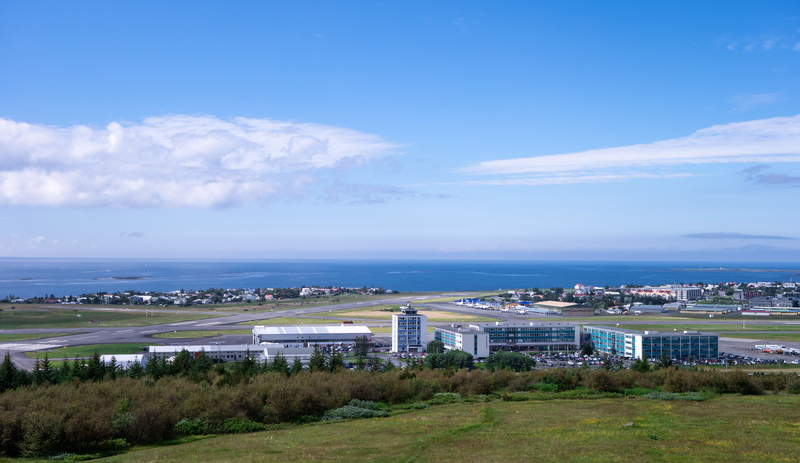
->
left=353, top=336, right=369, bottom=369
left=191, top=350, right=214, bottom=379
left=308, top=345, right=326, bottom=372
left=0, top=352, right=19, bottom=391
left=128, top=360, right=145, bottom=379
left=290, top=357, right=304, bottom=375
left=86, top=350, right=104, bottom=381
left=327, top=351, right=345, bottom=372
left=40, top=352, right=53, bottom=384
left=107, top=356, right=118, bottom=380
left=271, top=352, right=289, bottom=375
left=58, top=358, right=73, bottom=383
left=631, top=356, right=651, bottom=373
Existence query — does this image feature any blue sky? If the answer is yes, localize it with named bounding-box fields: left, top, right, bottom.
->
left=1, top=1, right=799, bottom=261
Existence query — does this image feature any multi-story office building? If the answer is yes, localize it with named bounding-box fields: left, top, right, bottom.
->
left=433, top=321, right=579, bottom=358
left=392, top=305, right=428, bottom=353
left=474, top=321, right=580, bottom=352
left=583, top=325, right=718, bottom=360
left=433, top=325, right=491, bottom=358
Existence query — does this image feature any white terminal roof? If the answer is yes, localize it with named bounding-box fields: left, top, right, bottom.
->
left=252, top=325, right=372, bottom=335
left=99, top=354, right=146, bottom=362
left=148, top=345, right=255, bottom=353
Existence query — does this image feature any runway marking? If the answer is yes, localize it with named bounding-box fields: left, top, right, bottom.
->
left=0, top=343, right=60, bottom=351
left=116, top=329, right=134, bottom=333
left=195, top=322, right=222, bottom=326
left=168, top=321, right=198, bottom=326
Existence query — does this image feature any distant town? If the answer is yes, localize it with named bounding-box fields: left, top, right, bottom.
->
left=3, top=280, right=799, bottom=316
left=1, top=285, right=395, bottom=306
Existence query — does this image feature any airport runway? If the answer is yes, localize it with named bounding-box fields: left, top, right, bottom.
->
left=4, top=297, right=798, bottom=368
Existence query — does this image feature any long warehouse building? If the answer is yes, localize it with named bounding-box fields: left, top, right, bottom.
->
left=252, top=325, right=373, bottom=346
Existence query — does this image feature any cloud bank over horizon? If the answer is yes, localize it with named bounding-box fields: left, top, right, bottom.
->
left=0, top=115, right=401, bottom=208
left=458, top=114, right=800, bottom=185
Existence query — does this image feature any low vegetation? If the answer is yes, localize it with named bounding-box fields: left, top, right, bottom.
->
left=0, top=308, right=219, bottom=330
left=0, top=348, right=797, bottom=459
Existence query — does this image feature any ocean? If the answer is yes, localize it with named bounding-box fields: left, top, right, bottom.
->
left=1, top=259, right=799, bottom=299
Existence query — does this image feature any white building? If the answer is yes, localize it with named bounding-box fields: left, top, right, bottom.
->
left=433, top=325, right=491, bottom=358
left=252, top=325, right=372, bottom=346
left=392, top=305, right=428, bottom=353
left=147, top=344, right=257, bottom=362
left=99, top=354, right=148, bottom=369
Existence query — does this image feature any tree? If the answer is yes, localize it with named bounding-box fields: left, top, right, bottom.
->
left=128, top=360, right=145, bottom=379
left=327, top=351, right=345, bottom=372
left=580, top=343, right=594, bottom=356
left=484, top=350, right=533, bottom=372
left=353, top=336, right=369, bottom=368
left=290, top=357, right=304, bottom=375
left=271, top=352, right=290, bottom=375
left=423, top=350, right=474, bottom=370
left=86, top=350, right=104, bottom=382
left=308, top=345, right=326, bottom=372
left=655, top=352, right=673, bottom=370
left=631, top=356, right=651, bottom=373
left=426, top=340, right=445, bottom=354
left=106, top=355, right=118, bottom=380
left=600, top=355, right=613, bottom=371
left=0, top=352, right=18, bottom=392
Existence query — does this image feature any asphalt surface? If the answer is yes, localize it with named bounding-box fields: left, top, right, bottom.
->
left=1, top=294, right=464, bottom=369
left=4, top=297, right=800, bottom=369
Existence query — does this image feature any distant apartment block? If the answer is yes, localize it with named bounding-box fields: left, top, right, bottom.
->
left=625, top=285, right=702, bottom=301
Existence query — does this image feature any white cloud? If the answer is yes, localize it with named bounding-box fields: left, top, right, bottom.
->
left=794, top=42, right=800, bottom=51
left=458, top=114, right=800, bottom=180
left=0, top=115, right=401, bottom=208
left=727, top=92, right=782, bottom=112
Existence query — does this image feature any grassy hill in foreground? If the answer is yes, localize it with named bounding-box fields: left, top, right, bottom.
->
left=98, top=395, right=800, bottom=463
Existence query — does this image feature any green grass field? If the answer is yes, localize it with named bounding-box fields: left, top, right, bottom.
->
left=0, top=308, right=220, bottom=330
left=24, top=343, right=150, bottom=359
left=720, top=332, right=800, bottom=342
left=93, top=395, right=800, bottom=463
left=0, top=332, right=74, bottom=342
left=152, top=330, right=253, bottom=339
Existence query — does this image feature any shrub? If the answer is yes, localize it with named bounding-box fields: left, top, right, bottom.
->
left=642, top=391, right=704, bottom=401
left=348, top=399, right=379, bottom=410
left=222, top=417, right=266, bottom=434
left=322, top=405, right=388, bottom=421
left=174, top=418, right=204, bottom=436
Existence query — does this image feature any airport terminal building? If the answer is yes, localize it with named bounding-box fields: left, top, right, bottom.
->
left=434, top=321, right=581, bottom=358
left=583, top=325, right=719, bottom=360
left=252, top=325, right=372, bottom=346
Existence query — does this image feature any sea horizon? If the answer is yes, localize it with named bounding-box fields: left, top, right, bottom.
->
left=1, top=257, right=798, bottom=299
